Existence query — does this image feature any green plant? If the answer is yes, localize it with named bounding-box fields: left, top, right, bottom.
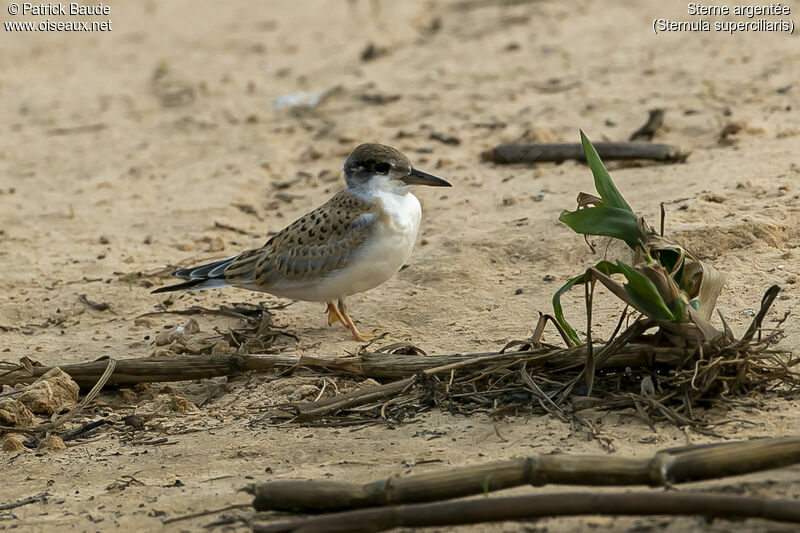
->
left=553, top=132, right=725, bottom=347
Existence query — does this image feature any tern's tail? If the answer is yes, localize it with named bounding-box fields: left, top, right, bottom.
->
left=151, top=255, right=236, bottom=294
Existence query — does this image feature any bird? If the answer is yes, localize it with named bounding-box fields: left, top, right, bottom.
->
left=153, top=143, right=452, bottom=341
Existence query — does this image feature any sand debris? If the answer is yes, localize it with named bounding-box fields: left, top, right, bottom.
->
left=17, top=368, right=80, bottom=416
left=2, top=435, right=26, bottom=453
left=134, top=394, right=198, bottom=416
left=36, top=435, right=67, bottom=453
left=0, top=399, right=37, bottom=428
left=155, top=318, right=201, bottom=346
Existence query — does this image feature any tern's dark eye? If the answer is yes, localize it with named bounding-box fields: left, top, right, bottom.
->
left=374, top=162, right=390, bottom=174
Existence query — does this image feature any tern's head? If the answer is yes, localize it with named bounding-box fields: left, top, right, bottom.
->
left=343, top=143, right=451, bottom=192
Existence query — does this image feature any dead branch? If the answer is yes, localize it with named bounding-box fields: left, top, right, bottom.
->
left=0, top=492, right=49, bottom=511
left=481, top=142, right=687, bottom=164
left=247, top=435, right=800, bottom=512
left=161, top=503, right=252, bottom=525
left=252, top=491, right=800, bottom=532
left=629, top=109, right=665, bottom=141
left=0, top=344, right=687, bottom=390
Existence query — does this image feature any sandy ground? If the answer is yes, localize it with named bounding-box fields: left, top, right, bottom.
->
left=1, top=0, right=800, bottom=531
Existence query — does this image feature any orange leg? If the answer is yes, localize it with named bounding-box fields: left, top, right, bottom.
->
left=337, top=299, right=372, bottom=342
left=325, top=301, right=346, bottom=326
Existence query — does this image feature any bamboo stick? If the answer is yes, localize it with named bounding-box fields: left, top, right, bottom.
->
left=481, top=142, right=687, bottom=164
left=248, top=436, right=800, bottom=512
left=252, top=492, right=800, bottom=533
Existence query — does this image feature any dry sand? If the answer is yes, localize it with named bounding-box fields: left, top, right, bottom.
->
left=1, top=0, right=799, bottom=531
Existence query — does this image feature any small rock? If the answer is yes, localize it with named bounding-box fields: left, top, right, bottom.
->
left=18, top=368, right=79, bottom=416
left=205, top=236, right=225, bottom=252
left=124, top=415, right=145, bottom=429
left=212, top=340, right=237, bottom=355
left=288, top=385, right=321, bottom=402
left=155, top=319, right=199, bottom=346
left=360, top=42, right=387, bottom=62
left=37, top=435, right=67, bottom=453
left=168, top=394, right=196, bottom=414
left=718, top=121, right=746, bottom=142
left=429, top=132, right=460, bottom=145
left=0, top=398, right=37, bottom=428
left=184, top=318, right=200, bottom=335
left=173, top=241, right=196, bottom=252
left=699, top=193, right=726, bottom=204
left=134, top=317, right=156, bottom=328
left=543, top=275, right=556, bottom=282
left=514, top=288, right=524, bottom=295
left=119, top=389, right=138, bottom=404
left=2, top=435, right=26, bottom=452
left=135, top=394, right=197, bottom=416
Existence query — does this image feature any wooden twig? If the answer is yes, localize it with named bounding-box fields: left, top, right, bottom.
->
left=629, top=108, right=665, bottom=141
left=739, top=285, right=781, bottom=345
left=161, top=503, right=251, bottom=525
left=46, top=123, right=106, bottom=136
left=252, top=491, right=800, bottom=532
left=59, top=418, right=112, bottom=442
left=481, top=142, right=687, bottom=164
left=584, top=278, right=595, bottom=395
left=286, top=376, right=417, bottom=421
left=247, top=435, right=800, bottom=512
left=0, top=346, right=689, bottom=389
left=0, top=354, right=266, bottom=388
left=0, top=492, right=48, bottom=511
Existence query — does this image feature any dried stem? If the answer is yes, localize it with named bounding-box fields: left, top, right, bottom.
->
left=248, top=435, right=800, bottom=512
left=253, top=491, right=800, bottom=532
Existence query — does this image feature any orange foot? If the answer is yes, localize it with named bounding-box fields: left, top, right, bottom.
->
left=323, top=299, right=371, bottom=342
left=325, top=301, right=346, bottom=326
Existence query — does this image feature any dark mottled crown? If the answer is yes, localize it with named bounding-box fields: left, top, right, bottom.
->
left=342, top=144, right=413, bottom=188
left=344, top=144, right=410, bottom=172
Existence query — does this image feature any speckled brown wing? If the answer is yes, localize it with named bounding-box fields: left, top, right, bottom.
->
left=222, top=191, right=378, bottom=289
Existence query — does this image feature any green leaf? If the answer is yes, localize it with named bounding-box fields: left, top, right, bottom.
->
left=552, top=274, right=585, bottom=346
left=552, top=261, right=621, bottom=346
left=615, top=261, right=676, bottom=321
left=559, top=206, right=644, bottom=249
left=580, top=130, right=633, bottom=212
left=671, top=296, right=687, bottom=323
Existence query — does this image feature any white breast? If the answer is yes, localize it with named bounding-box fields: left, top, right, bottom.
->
left=327, top=191, right=421, bottom=298
left=271, top=190, right=422, bottom=302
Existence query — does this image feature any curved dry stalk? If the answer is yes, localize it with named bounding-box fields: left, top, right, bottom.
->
left=253, top=491, right=800, bottom=532
left=248, top=435, right=800, bottom=513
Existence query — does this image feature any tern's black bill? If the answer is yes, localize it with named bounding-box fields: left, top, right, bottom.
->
left=400, top=168, right=452, bottom=187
